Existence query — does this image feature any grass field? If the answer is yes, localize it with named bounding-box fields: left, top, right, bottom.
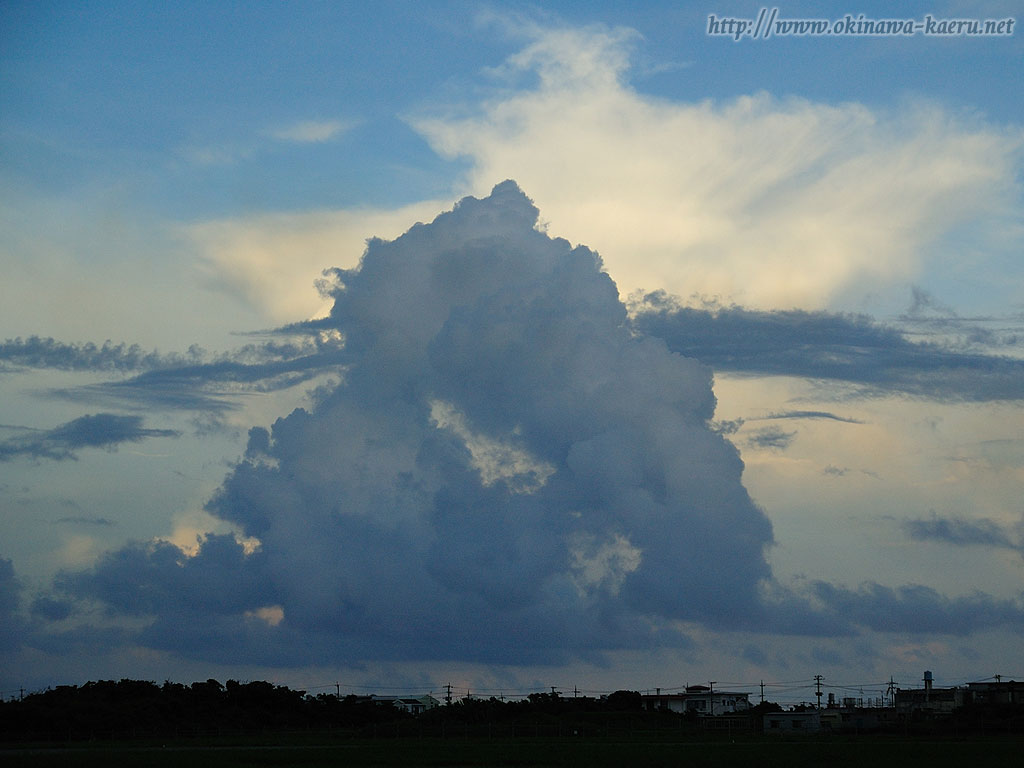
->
left=4, top=735, right=1023, bottom=767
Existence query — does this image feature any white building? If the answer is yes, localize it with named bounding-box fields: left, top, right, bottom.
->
left=641, top=685, right=751, bottom=715
left=369, top=694, right=440, bottom=715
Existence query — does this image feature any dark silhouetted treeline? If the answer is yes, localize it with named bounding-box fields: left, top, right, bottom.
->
left=0, top=679, right=413, bottom=741
left=4, top=679, right=1021, bottom=744
left=1, top=680, right=686, bottom=742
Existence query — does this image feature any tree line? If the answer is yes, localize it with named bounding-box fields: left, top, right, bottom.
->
left=0, top=680, right=714, bottom=742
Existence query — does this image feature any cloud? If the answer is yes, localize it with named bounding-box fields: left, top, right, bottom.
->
left=897, top=287, right=1024, bottom=350
left=55, top=182, right=774, bottom=666
left=0, top=414, right=179, bottom=462
left=63, top=340, right=347, bottom=410
left=55, top=516, right=117, bottom=527
left=748, top=427, right=797, bottom=451
left=759, top=411, right=864, bottom=425
left=811, top=581, right=1024, bottom=635
left=30, top=595, right=74, bottom=622
left=43, top=183, right=1024, bottom=669
left=184, top=200, right=447, bottom=325
left=57, top=534, right=274, bottom=619
left=414, top=22, right=1023, bottom=311
left=268, top=119, right=354, bottom=143
left=0, top=558, right=24, bottom=653
left=631, top=296, right=1024, bottom=401
left=903, top=515, right=1020, bottom=552
left=0, top=335, right=347, bottom=411
left=0, top=337, right=199, bottom=372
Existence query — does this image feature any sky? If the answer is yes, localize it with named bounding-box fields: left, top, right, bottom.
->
left=1, top=0, right=1022, bottom=706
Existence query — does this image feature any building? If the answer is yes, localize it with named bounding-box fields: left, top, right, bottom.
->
left=369, top=694, right=440, bottom=714
left=764, top=710, right=822, bottom=733
left=893, top=671, right=964, bottom=717
left=819, top=707, right=895, bottom=732
left=641, top=685, right=751, bottom=715
left=965, top=679, right=1024, bottom=706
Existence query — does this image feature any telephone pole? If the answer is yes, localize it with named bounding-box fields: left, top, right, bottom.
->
left=814, top=675, right=823, bottom=709
left=709, top=681, right=716, bottom=716
left=445, top=683, right=452, bottom=706
left=760, top=680, right=765, bottom=703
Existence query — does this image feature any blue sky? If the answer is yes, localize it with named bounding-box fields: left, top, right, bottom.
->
left=2, top=1, right=1022, bottom=704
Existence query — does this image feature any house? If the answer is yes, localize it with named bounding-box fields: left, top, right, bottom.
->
left=764, top=710, right=821, bottom=733
left=369, top=694, right=440, bottom=714
left=641, top=685, right=751, bottom=715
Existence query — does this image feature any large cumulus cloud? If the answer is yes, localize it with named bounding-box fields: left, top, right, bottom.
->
left=36, top=182, right=1024, bottom=669
left=56, top=182, right=775, bottom=665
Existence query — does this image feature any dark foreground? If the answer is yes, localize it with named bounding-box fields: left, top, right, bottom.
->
left=4, top=734, right=1023, bottom=767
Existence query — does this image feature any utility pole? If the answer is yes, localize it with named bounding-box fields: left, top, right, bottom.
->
left=709, top=681, right=716, bottom=716
left=760, top=680, right=765, bottom=703
left=814, top=675, right=823, bottom=709
left=445, top=683, right=452, bottom=706
left=335, top=682, right=340, bottom=699
left=574, top=685, right=578, bottom=698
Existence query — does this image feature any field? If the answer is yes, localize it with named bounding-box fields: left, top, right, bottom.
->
left=4, top=734, right=1023, bottom=767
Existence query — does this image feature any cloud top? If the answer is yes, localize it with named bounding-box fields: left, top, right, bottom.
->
left=415, top=23, right=1023, bottom=311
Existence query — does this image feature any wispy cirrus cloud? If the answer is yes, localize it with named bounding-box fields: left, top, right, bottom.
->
left=757, top=410, right=865, bottom=424
left=3, top=335, right=347, bottom=411
left=904, top=514, right=1020, bottom=552
left=178, top=119, right=355, bottom=169
left=0, top=336, right=202, bottom=373
left=747, top=426, right=797, bottom=451
left=631, top=294, right=1024, bottom=402
left=268, top=119, right=356, bottom=143
left=0, top=414, right=179, bottom=462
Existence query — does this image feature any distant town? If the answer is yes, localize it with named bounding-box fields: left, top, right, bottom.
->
left=2, top=670, right=1022, bottom=741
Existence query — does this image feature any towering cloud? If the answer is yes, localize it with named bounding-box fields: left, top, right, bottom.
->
left=39, top=182, right=1024, bottom=669
left=60, top=182, right=775, bottom=664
